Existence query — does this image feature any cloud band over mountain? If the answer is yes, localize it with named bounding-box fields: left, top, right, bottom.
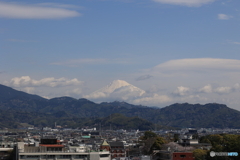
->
left=5, top=76, right=83, bottom=87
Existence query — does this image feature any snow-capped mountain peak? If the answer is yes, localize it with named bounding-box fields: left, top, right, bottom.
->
left=84, top=80, right=145, bottom=100
left=103, top=80, right=131, bottom=93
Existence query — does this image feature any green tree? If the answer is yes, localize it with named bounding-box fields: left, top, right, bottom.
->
left=200, top=134, right=240, bottom=160
left=193, top=149, right=207, bottom=160
left=140, top=131, right=165, bottom=155
left=151, top=137, right=166, bottom=151
left=141, top=131, right=157, bottom=140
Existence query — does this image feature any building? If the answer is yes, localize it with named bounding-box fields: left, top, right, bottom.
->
left=109, top=142, right=126, bottom=159
left=0, top=141, right=15, bottom=160
left=178, top=139, right=198, bottom=146
left=100, top=140, right=110, bottom=151
left=17, top=138, right=111, bottom=160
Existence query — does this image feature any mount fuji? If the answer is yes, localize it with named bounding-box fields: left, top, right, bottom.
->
left=84, top=80, right=145, bottom=102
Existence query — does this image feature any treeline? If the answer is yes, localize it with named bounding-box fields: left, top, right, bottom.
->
left=136, top=132, right=240, bottom=160
left=194, top=134, right=240, bottom=160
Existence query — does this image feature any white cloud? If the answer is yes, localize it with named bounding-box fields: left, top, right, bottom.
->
left=62, top=88, right=84, bottom=98
left=218, top=14, right=232, bottom=20
left=131, top=94, right=171, bottom=106
left=84, top=92, right=107, bottom=99
left=173, top=86, right=190, bottom=96
left=112, top=86, right=145, bottom=100
left=198, top=84, right=240, bottom=95
left=5, top=76, right=83, bottom=87
left=108, top=58, right=240, bottom=110
left=152, top=0, right=215, bottom=7
left=199, top=84, right=212, bottom=93
left=132, top=58, right=240, bottom=109
left=0, top=2, right=80, bottom=19
left=214, top=86, right=231, bottom=94
left=84, top=90, right=172, bottom=106
left=153, top=58, right=240, bottom=72
left=22, top=87, right=35, bottom=94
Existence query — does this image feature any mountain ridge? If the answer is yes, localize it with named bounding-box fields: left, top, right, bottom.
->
left=1, top=84, right=240, bottom=129
left=0, top=84, right=45, bottom=101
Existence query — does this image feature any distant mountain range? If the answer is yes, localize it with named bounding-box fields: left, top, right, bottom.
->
left=1, top=84, right=240, bottom=129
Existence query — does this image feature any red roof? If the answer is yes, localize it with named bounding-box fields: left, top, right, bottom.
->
left=39, top=144, right=64, bottom=147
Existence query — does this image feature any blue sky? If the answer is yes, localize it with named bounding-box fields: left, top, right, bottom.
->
left=1, top=0, right=240, bottom=110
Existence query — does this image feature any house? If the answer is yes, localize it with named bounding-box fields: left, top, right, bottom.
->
left=109, top=142, right=126, bottom=159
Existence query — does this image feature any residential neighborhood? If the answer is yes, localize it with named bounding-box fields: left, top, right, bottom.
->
left=0, top=127, right=239, bottom=160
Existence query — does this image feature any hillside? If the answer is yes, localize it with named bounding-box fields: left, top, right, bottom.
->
left=154, top=103, right=240, bottom=128
left=82, top=113, right=156, bottom=130
left=1, top=84, right=240, bottom=129
left=0, top=84, right=44, bottom=101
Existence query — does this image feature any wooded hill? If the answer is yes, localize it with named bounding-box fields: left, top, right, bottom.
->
left=1, top=84, right=240, bottom=129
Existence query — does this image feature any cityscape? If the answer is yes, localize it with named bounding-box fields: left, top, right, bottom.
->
left=1, top=0, right=240, bottom=159
left=0, top=126, right=240, bottom=160
left=0, top=84, right=240, bottom=159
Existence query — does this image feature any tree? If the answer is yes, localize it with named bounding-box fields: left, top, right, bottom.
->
left=141, top=131, right=157, bottom=140
left=140, top=131, right=165, bottom=155
left=193, top=149, right=207, bottom=160
left=151, top=137, right=166, bottom=151
left=173, top=134, right=179, bottom=142
left=200, top=134, right=240, bottom=160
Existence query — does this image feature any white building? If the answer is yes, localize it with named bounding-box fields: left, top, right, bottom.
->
left=17, top=142, right=111, bottom=160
